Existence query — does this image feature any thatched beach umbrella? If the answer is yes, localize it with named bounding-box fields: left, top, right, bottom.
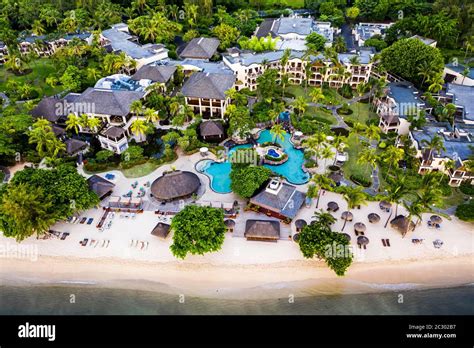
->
left=368, top=213, right=380, bottom=223
left=327, top=201, right=339, bottom=212
left=293, top=233, right=300, bottom=242
left=357, top=236, right=369, bottom=246
left=390, top=215, right=415, bottom=237
left=430, top=215, right=443, bottom=224
left=151, top=222, right=171, bottom=239
left=354, top=222, right=366, bottom=233
left=295, top=219, right=307, bottom=230
left=224, top=219, right=235, bottom=231
left=342, top=233, right=351, bottom=242
left=340, top=211, right=353, bottom=231
left=379, top=200, right=392, bottom=211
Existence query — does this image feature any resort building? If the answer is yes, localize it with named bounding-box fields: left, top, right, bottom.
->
left=374, top=82, right=426, bottom=134
left=64, top=138, right=88, bottom=157
left=131, top=64, right=177, bottom=91
left=179, top=37, right=220, bottom=60
left=150, top=170, right=201, bottom=202
left=95, top=73, right=154, bottom=93
left=100, top=24, right=168, bottom=70
left=353, top=22, right=393, bottom=47
left=98, top=126, right=129, bottom=154
left=168, top=58, right=233, bottom=76
left=249, top=179, right=306, bottom=222
left=222, top=48, right=373, bottom=91
left=433, top=84, right=474, bottom=125
left=244, top=220, right=280, bottom=242
left=181, top=72, right=236, bottom=119
left=0, top=42, right=8, bottom=64
left=443, top=64, right=474, bottom=86
left=255, top=16, right=334, bottom=51
left=410, top=124, right=474, bottom=186
left=410, top=35, right=437, bottom=47
left=199, top=120, right=225, bottom=141
left=86, top=175, right=116, bottom=200
left=17, top=32, right=92, bottom=56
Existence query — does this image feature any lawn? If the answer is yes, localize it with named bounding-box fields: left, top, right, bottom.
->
left=121, top=161, right=162, bottom=178
left=0, top=58, right=64, bottom=97
left=264, top=0, right=304, bottom=8
left=342, top=102, right=379, bottom=126
left=342, top=133, right=372, bottom=182
left=286, top=84, right=349, bottom=106
left=304, top=105, right=337, bottom=125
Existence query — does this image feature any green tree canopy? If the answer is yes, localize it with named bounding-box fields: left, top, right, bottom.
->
left=170, top=205, right=226, bottom=259
left=230, top=165, right=272, bottom=198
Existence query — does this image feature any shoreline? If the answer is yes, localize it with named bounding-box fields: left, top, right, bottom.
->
left=1, top=255, right=473, bottom=299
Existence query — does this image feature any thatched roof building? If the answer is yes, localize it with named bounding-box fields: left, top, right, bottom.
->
left=244, top=220, right=280, bottom=242
left=390, top=215, right=415, bottom=237
left=87, top=175, right=115, bottom=200
left=151, top=222, right=171, bottom=239
left=354, top=222, right=366, bottom=232
left=327, top=201, right=339, bottom=212
left=150, top=171, right=201, bottom=201
left=199, top=121, right=225, bottom=140
left=341, top=211, right=353, bottom=221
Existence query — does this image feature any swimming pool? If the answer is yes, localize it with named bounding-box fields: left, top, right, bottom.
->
left=196, top=130, right=309, bottom=194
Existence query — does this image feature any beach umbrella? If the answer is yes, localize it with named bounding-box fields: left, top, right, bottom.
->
left=342, top=233, right=351, bottom=242
left=327, top=201, right=339, bottom=212
left=293, top=233, right=300, bottom=242
left=390, top=215, right=415, bottom=237
left=354, top=222, right=366, bottom=233
left=357, top=236, right=369, bottom=245
left=295, top=219, right=307, bottom=230
left=341, top=211, right=353, bottom=221
left=430, top=215, right=442, bottom=224
left=368, top=213, right=380, bottom=223
left=379, top=200, right=392, bottom=210
left=224, top=219, right=236, bottom=228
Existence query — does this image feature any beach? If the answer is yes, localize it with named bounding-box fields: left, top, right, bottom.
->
left=0, top=185, right=473, bottom=300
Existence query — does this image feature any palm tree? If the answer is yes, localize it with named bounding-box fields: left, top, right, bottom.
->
left=427, top=73, right=444, bottom=93
left=333, top=36, right=347, bottom=53
left=84, top=117, right=102, bottom=133
left=270, top=123, right=285, bottom=143
left=384, top=175, right=409, bottom=227
left=280, top=73, right=290, bottom=98
left=402, top=198, right=424, bottom=232
left=417, top=61, right=433, bottom=87
left=320, top=145, right=334, bottom=169
left=341, top=186, right=367, bottom=231
left=144, top=108, right=160, bottom=124
left=311, top=174, right=335, bottom=208
left=292, top=96, right=307, bottom=117
left=130, top=100, right=143, bottom=117
left=440, top=103, right=457, bottom=129
left=461, top=67, right=470, bottom=85
left=418, top=187, right=443, bottom=214
left=280, top=48, right=291, bottom=74
left=421, top=135, right=446, bottom=156
left=357, top=147, right=378, bottom=173
left=303, top=131, right=326, bottom=163
left=32, top=20, right=46, bottom=36
left=355, top=82, right=366, bottom=115
left=65, top=114, right=82, bottom=134
left=309, top=87, right=325, bottom=104
left=364, top=124, right=381, bottom=143
left=28, top=120, right=56, bottom=158
left=312, top=209, right=336, bottom=228
left=381, top=145, right=405, bottom=179
left=130, top=119, right=148, bottom=142
left=351, top=122, right=366, bottom=144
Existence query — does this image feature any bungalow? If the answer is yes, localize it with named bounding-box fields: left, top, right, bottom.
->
left=353, top=22, right=393, bottom=47
left=244, top=220, right=280, bottom=242
left=179, top=37, right=220, bottom=60
left=130, top=64, right=177, bottom=91
left=64, top=138, right=88, bottom=157
left=168, top=58, right=233, bottom=76
left=223, top=48, right=372, bottom=91
left=181, top=72, right=236, bottom=119
left=0, top=42, right=8, bottom=64
left=434, top=84, right=474, bottom=125
left=17, top=32, right=92, bottom=56
left=87, top=174, right=115, bottom=200
left=443, top=64, right=474, bottom=87
left=374, top=82, right=425, bottom=134
left=199, top=120, right=225, bottom=141
left=100, top=24, right=168, bottom=70
left=249, top=179, right=306, bottom=222
left=410, top=124, right=474, bottom=186
left=410, top=35, right=437, bottom=47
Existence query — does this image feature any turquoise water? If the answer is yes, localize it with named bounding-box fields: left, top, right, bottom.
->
left=1, top=285, right=473, bottom=315
left=200, top=130, right=309, bottom=193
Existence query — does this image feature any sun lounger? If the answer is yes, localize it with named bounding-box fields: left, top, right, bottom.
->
left=80, top=217, right=87, bottom=224
left=386, top=239, right=391, bottom=247
left=144, top=242, right=149, bottom=250
left=140, top=241, right=145, bottom=250
left=81, top=238, right=89, bottom=246
left=61, top=232, right=70, bottom=240
left=382, top=239, right=386, bottom=247
left=87, top=218, right=94, bottom=225
left=106, top=240, right=110, bottom=248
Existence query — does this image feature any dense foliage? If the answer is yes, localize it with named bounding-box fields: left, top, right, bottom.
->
left=455, top=201, right=474, bottom=222
left=0, top=165, right=99, bottom=241
left=230, top=165, right=272, bottom=198
left=170, top=205, right=226, bottom=259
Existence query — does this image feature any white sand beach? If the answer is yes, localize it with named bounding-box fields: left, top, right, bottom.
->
left=1, top=168, right=473, bottom=299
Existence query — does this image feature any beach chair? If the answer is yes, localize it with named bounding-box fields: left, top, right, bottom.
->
left=386, top=239, right=391, bottom=247
left=61, top=232, right=70, bottom=240
left=87, top=218, right=94, bottom=225
left=382, top=239, right=386, bottom=247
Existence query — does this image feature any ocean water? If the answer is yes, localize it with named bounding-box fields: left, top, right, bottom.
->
left=0, top=284, right=473, bottom=315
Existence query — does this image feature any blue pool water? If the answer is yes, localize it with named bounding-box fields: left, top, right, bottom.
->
left=267, top=148, right=280, bottom=158
left=198, top=130, right=309, bottom=193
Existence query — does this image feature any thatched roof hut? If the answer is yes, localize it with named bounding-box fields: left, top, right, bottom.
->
left=295, top=219, right=307, bottom=229
left=390, top=215, right=415, bottom=237
left=327, top=201, right=339, bottom=212
left=430, top=215, right=443, bottom=224
left=150, top=171, right=201, bottom=201
left=368, top=213, right=380, bottom=223
left=292, top=233, right=300, bottom=242
left=244, top=220, right=280, bottom=241
left=341, top=211, right=353, bottom=221
left=87, top=175, right=115, bottom=200
left=354, top=222, right=366, bottom=232
left=379, top=200, right=392, bottom=210
left=357, top=236, right=369, bottom=245
left=224, top=219, right=236, bottom=228
left=151, top=222, right=171, bottom=239
left=199, top=121, right=225, bottom=140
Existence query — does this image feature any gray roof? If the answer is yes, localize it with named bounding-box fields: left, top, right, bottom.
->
left=101, top=28, right=154, bottom=59
left=387, top=82, right=425, bottom=117
left=87, top=175, right=115, bottom=199
left=30, top=97, right=65, bottom=122
left=445, top=64, right=474, bottom=80
left=410, top=35, right=436, bottom=46
left=244, top=220, right=280, bottom=240
left=250, top=182, right=306, bottom=219
left=74, top=88, right=144, bottom=117
left=64, top=138, right=87, bottom=155
left=275, top=17, right=313, bottom=36
left=102, top=126, right=126, bottom=139
left=255, top=18, right=278, bottom=38
left=131, top=65, right=176, bottom=83
left=411, top=124, right=474, bottom=161
left=168, top=59, right=234, bottom=75
left=199, top=121, right=224, bottom=137
left=151, top=222, right=171, bottom=239
left=446, top=83, right=474, bottom=122
left=52, top=125, right=66, bottom=136
left=181, top=72, right=235, bottom=100
left=180, top=37, right=220, bottom=60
